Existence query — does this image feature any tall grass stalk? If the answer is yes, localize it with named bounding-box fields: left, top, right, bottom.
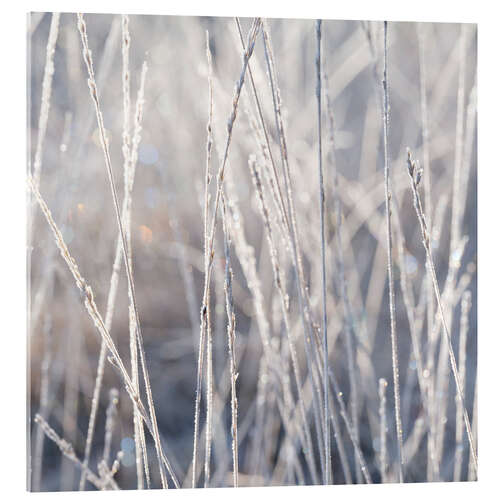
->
left=433, top=25, right=470, bottom=468
left=121, top=15, right=147, bottom=491
left=248, top=155, right=320, bottom=484
left=203, top=30, right=215, bottom=489
left=454, top=290, right=471, bottom=481
left=315, top=19, right=331, bottom=485
left=417, top=23, right=439, bottom=480
left=324, top=60, right=360, bottom=484
left=191, top=17, right=261, bottom=488
left=78, top=51, right=150, bottom=492
left=467, top=378, right=477, bottom=481
left=234, top=17, right=289, bottom=234
left=223, top=166, right=306, bottom=475
left=28, top=174, right=175, bottom=479
left=222, top=197, right=239, bottom=487
left=391, top=194, right=436, bottom=480
left=405, top=149, right=478, bottom=476
left=382, top=20, right=404, bottom=482
left=261, top=21, right=326, bottom=473
left=76, top=14, right=177, bottom=488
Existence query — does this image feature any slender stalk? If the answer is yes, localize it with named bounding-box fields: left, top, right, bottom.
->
left=324, top=60, right=360, bottom=483
left=222, top=198, right=239, bottom=488
left=261, top=21, right=326, bottom=473
left=77, top=14, right=178, bottom=488
left=129, top=304, right=150, bottom=488
left=417, top=23, right=439, bottom=480
left=203, top=30, right=214, bottom=489
left=28, top=174, right=180, bottom=486
left=78, top=52, right=149, bottom=492
left=248, top=156, right=320, bottom=484
left=315, top=19, right=331, bottom=485
left=224, top=166, right=312, bottom=481
left=454, top=290, right=471, bottom=481
left=191, top=18, right=261, bottom=488
left=391, top=195, right=436, bottom=479
left=382, top=21, right=404, bottom=482
left=434, top=25, right=469, bottom=470
left=405, top=148, right=478, bottom=476
left=120, top=16, right=146, bottom=490
left=467, top=377, right=477, bottom=481
left=234, top=17, right=290, bottom=234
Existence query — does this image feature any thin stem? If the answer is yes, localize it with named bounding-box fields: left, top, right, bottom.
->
left=315, top=19, right=331, bottom=485
left=78, top=51, right=149, bottom=491
left=248, top=156, right=320, bottom=484
left=405, top=148, right=478, bottom=476
left=191, top=18, right=261, bottom=488
left=261, top=21, right=326, bottom=474
left=203, top=30, right=214, bottom=489
left=222, top=198, right=239, bottom=488
left=234, top=17, right=290, bottom=234
left=382, top=20, right=404, bottom=482
left=454, top=290, right=471, bottom=481
left=77, top=15, right=178, bottom=488
left=324, top=57, right=360, bottom=484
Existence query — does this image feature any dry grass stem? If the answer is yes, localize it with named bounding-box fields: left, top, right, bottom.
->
left=315, top=19, right=331, bottom=485
left=77, top=14, right=177, bottom=488
left=192, top=18, right=261, bottom=488
left=406, top=148, right=477, bottom=475
left=454, top=290, right=471, bottom=481
left=382, top=20, right=404, bottom=482
left=222, top=198, right=239, bottom=487
left=203, top=30, right=215, bottom=489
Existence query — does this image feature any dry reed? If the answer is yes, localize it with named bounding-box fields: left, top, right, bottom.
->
left=382, top=20, right=404, bottom=482
left=406, top=148, right=477, bottom=476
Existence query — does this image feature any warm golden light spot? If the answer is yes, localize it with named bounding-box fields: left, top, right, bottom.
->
left=139, top=225, right=153, bottom=245
left=77, top=203, right=85, bottom=214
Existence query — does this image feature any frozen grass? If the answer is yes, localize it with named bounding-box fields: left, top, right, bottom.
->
left=28, top=14, right=477, bottom=490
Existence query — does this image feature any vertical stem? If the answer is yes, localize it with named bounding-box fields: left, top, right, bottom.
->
left=203, top=31, right=214, bottom=488
left=454, top=291, right=471, bottom=481
left=192, top=18, right=261, bottom=488
left=77, top=14, right=177, bottom=488
left=417, top=23, right=439, bottom=480
left=406, top=149, right=478, bottom=476
left=382, top=21, right=404, bottom=482
left=222, top=198, right=239, bottom=487
left=315, top=19, right=331, bottom=485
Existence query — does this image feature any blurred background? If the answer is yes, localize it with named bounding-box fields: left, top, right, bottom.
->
left=28, top=12, right=477, bottom=491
